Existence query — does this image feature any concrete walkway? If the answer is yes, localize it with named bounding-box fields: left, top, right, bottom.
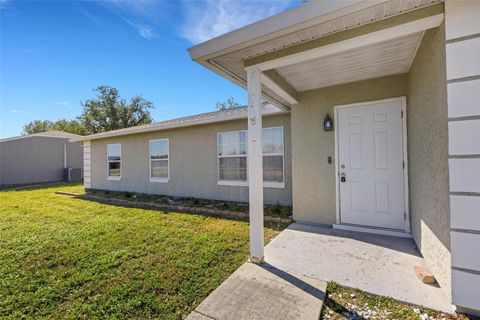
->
left=265, top=223, right=454, bottom=313
left=187, top=262, right=327, bottom=320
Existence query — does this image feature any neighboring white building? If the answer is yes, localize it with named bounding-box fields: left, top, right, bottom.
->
left=0, top=131, right=83, bottom=185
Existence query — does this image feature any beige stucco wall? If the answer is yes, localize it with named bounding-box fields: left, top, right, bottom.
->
left=291, top=23, right=450, bottom=299
left=407, top=23, right=451, bottom=299
left=90, top=113, right=292, bottom=205
left=291, top=74, right=408, bottom=224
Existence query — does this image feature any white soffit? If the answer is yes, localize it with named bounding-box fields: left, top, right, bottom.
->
left=276, top=31, right=424, bottom=91
left=192, top=0, right=441, bottom=60
left=210, top=0, right=441, bottom=66
left=204, top=0, right=441, bottom=105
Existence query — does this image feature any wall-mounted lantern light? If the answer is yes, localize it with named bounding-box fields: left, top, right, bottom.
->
left=324, top=113, right=333, bottom=132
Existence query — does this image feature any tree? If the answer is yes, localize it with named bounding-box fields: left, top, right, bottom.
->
left=22, top=86, right=154, bottom=135
left=22, top=120, right=53, bottom=134
left=22, top=119, right=86, bottom=135
left=216, top=97, right=240, bottom=111
left=80, top=86, right=154, bottom=134
left=52, top=119, right=88, bottom=135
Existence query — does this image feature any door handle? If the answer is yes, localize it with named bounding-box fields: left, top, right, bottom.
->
left=340, top=172, right=346, bottom=183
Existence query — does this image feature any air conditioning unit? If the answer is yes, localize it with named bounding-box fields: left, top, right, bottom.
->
left=64, top=168, right=82, bottom=182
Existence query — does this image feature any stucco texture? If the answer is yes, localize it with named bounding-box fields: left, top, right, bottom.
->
left=291, top=74, right=408, bottom=224
left=0, top=137, right=83, bottom=185
left=290, top=23, right=450, bottom=299
left=89, top=114, right=292, bottom=205
left=407, top=23, right=451, bottom=299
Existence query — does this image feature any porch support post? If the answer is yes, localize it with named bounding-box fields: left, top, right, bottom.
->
left=247, top=67, right=264, bottom=264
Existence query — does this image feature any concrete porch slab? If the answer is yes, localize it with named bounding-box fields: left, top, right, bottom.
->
left=264, top=223, right=454, bottom=313
left=187, top=262, right=327, bottom=320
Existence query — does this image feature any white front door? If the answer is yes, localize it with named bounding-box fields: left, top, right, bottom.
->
left=337, top=100, right=405, bottom=230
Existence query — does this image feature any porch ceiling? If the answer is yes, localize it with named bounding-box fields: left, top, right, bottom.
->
left=275, top=31, right=424, bottom=92
left=190, top=0, right=444, bottom=110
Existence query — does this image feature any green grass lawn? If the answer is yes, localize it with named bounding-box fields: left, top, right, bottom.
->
left=0, top=183, right=285, bottom=319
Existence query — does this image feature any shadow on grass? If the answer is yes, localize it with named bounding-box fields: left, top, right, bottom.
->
left=0, top=181, right=82, bottom=192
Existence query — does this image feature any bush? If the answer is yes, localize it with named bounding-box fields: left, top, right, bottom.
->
left=272, top=202, right=282, bottom=215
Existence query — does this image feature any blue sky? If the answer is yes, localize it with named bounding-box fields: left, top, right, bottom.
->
left=0, top=0, right=299, bottom=138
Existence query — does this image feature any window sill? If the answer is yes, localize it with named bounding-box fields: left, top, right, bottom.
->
left=150, top=177, right=169, bottom=183
left=264, top=182, right=285, bottom=189
left=107, top=176, right=121, bottom=181
left=217, top=180, right=285, bottom=189
left=218, top=180, right=248, bottom=187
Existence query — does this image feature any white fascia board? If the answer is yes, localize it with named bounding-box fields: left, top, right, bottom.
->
left=0, top=133, right=78, bottom=143
left=245, top=14, right=444, bottom=72
left=188, top=0, right=378, bottom=60
left=70, top=108, right=289, bottom=142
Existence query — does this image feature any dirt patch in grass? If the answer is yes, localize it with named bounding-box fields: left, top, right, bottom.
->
left=0, top=183, right=287, bottom=319
left=321, top=282, right=477, bottom=320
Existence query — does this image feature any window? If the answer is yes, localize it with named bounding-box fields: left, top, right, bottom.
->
left=217, top=127, right=285, bottom=188
left=263, top=127, right=284, bottom=186
left=149, top=139, right=169, bottom=182
left=107, top=144, right=121, bottom=180
left=217, top=131, right=247, bottom=185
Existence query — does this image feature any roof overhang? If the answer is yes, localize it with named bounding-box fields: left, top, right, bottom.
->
left=189, top=0, right=371, bottom=60
left=70, top=106, right=287, bottom=142
left=0, top=131, right=81, bottom=143
left=189, top=0, right=444, bottom=110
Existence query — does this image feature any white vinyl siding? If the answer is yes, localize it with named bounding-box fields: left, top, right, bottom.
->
left=83, top=141, right=91, bottom=188
left=445, top=1, right=480, bottom=312
left=149, top=139, right=169, bottom=182
left=217, top=127, right=285, bottom=188
left=107, top=143, right=121, bottom=180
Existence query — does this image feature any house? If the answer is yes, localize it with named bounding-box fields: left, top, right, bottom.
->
left=72, top=105, right=292, bottom=205
left=72, top=0, right=479, bottom=315
left=0, top=131, right=83, bottom=185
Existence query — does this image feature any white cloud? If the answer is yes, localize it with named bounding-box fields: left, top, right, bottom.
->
left=74, top=4, right=101, bottom=25
left=56, top=101, right=69, bottom=107
left=91, top=0, right=172, bottom=40
left=123, top=18, right=155, bottom=40
left=107, top=0, right=163, bottom=19
left=181, top=0, right=296, bottom=44
left=11, top=109, right=27, bottom=114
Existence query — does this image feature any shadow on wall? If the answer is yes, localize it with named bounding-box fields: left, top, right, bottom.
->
left=406, top=24, right=451, bottom=298
left=407, top=25, right=450, bottom=255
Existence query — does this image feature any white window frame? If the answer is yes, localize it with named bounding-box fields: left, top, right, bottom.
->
left=217, top=130, right=248, bottom=187
left=149, top=139, right=169, bottom=183
left=263, top=126, right=285, bottom=189
left=216, top=126, right=285, bottom=188
left=107, top=143, right=121, bottom=181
